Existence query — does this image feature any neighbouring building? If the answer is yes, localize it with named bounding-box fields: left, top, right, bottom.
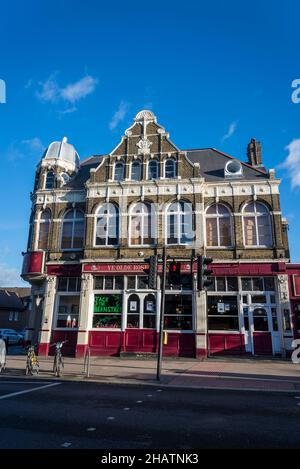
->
left=0, top=287, right=31, bottom=332
left=21, top=110, right=294, bottom=358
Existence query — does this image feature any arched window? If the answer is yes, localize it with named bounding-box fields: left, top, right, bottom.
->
left=61, top=209, right=85, bottom=249
left=114, top=162, right=125, bottom=181
left=127, top=294, right=140, bottom=328
left=165, top=159, right=176, bottom=178
left=45, top=171, right=55, bottom=189
left=166, top=201, right=194, bottom=245
left=206, top=204, right=233, bottom=247
left=95, top=203, right=119, bottom=246
left=37, top=210, right=51, bottom=250
left=242, top=202, right=272, bottom=247
left=143, top=294, right=156, bottom=329
left=148, top=160, right=159, bottom=180
left=130, top=202, right=155, bottom=246
left=131, top=161, right=142, bottom=181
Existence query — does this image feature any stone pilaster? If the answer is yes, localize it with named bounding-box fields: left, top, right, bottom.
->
left=38, top=275, right=57, bottom=355
left=76, top=273, right=94, bottom=357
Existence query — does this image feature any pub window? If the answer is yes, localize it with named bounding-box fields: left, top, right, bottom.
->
left=264, top=277, right=275, bottom=291
left=137, top=276, right=149, bottom=290
left=165, top=159, right=176, bottom=178
left=130, top=202, right=156, bottom=246
left=94, top=276, right=104, bottom=290
left=95, top=203, right=119, bottom=246
left=127, top=276, right=136, bottom=290
left=206, top=204, right=233, bottom=247
left=283, top=309, right=292, bottom=332
left=61, top=208, right=85, bottom=250
left=131, top=161, right=142, bottom=181
left=93, top=294, right=122, bottom=328
left=45, top=171, right=55, bottom=189
left=242, top=202, right=273, bottom=247
left=148, top=160, right=159, bottom=180
left=56, top=295, right=80, bottom=328
left=37, top=209, right=51, bottom=250
left=114, top=162, right=125, bottom=181
left=58, top=277, right=81, bottom=292
left=143, top=294, right=156, bottom=329
left=166, top=200, right=194, bottom=245
left=127, top=294, right=140, bottom=328
left=164, top=294, right=193, bottom=331
left=207, top=296, right=239, bottom=331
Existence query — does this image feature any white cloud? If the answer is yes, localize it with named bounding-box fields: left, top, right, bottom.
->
left=60, top=76, right=98, bottom=103
left=36, top=73, right=60, bottom=103
left=0, top=263, right=27, bottom=287
left=109, top=101, right=130, bottom=130
left=6, top=138, right=44, bottom=162
left=280, top=139, right=300, bottom=189
left=36, top=73, right=98, bottom=107
left=221, top=121, right=238, bottom=142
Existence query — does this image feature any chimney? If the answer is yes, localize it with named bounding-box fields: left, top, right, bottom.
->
left=247, top=138, right=262, bottom=167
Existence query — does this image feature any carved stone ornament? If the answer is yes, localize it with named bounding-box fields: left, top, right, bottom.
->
left=137, top=137, right=152, bottom=156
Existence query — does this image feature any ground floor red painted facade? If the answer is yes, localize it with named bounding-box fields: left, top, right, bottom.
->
left=22, top=255, right=299, bottom=359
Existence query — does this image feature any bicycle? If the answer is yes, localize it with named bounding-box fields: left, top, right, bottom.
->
left=25, top=345, right=39, bottom=375
left=51, top=340, right=67, bottom=377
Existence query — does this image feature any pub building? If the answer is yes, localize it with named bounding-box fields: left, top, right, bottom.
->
left=22, top=110, right=295, bottom=358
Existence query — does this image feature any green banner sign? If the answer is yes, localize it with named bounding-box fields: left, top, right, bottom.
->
left=94, top=294, right=122, bottom=314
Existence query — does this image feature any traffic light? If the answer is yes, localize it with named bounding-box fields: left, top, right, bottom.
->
left=197, top=256, right=213, bottom=290
left=168, top=260, right=181, bottom=286
left=148, top=255, right=158, bottom=289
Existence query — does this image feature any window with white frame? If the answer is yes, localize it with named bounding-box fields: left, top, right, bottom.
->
left=242, top=202, right=272, bottom=247
left=45, top=171, right=55, bottom=189
left=166, top=201, right=194, bottom=245
left=130, top=202, right=155, bottom=246
left=131, top=161, right=142, bottom=181
left=37, top=209, right=51, bottom=250
left=165, top=158, right=176, bottom=178
left=148, top=160, right=159, bottom=179
left=56, top=277, right=81, bottom=328
left=114, top=162, right=125, bottom=181
left=61, top=209, right=85, bottom=250
left=206, top=204, right=233, bottom=247
left=95, top=203, right=119, bottom=246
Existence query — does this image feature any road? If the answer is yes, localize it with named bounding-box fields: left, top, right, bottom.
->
left=0, top=377, right=300, bottom=449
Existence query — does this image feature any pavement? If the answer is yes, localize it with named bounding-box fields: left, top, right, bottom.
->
left=3, top=349, right=300, bottom=393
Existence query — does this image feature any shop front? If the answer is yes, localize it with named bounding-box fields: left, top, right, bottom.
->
left=207, top=274, right=285, bottom=356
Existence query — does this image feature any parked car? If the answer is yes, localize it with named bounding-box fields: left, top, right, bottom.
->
left=0, top=329, right=23, bottom=345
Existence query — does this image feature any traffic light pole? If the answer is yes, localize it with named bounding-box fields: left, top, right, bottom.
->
left=156, top=246, right=166, bottom=381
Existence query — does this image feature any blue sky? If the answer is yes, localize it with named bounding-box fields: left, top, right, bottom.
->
left=0, top=0, right=300, bottom=286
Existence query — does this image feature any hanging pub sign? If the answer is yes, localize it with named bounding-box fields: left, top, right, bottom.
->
left=94, top=294, right=122, bottom=313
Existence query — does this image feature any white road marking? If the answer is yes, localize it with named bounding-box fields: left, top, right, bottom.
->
left=156, top=389, right=162, bottom=392
left=61, top=442, right=72, bottom=447
left=107, top=416, right=115, bottom=420
left=0, top=381, right=54, bottom=385
left=123, top=407, right=130, bottom=411
left=136, top=400, right=143, bottom=403
left=294, top=396, right=300, bottom=399
left=0, top=382, right=61, bottom=400
left=147, top=394, right=153, bottom=397
left=86, top=427, right=96, bottom=431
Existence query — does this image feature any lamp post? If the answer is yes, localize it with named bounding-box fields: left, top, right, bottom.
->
left=156, top=246, right=167, bottom=381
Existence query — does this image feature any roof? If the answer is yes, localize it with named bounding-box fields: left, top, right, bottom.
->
left=185, top=149, right=268, bottom=181
left=0, top=290, right=27, bottom=311
left=63, top=155, right=104, bottom=189
left=63, top=147, right=269, bottom=190
left=43, top=137, right=80, bottom=169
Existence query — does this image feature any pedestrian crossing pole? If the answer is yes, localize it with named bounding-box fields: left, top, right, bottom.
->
left=157, top=246, right=167, bottom=381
